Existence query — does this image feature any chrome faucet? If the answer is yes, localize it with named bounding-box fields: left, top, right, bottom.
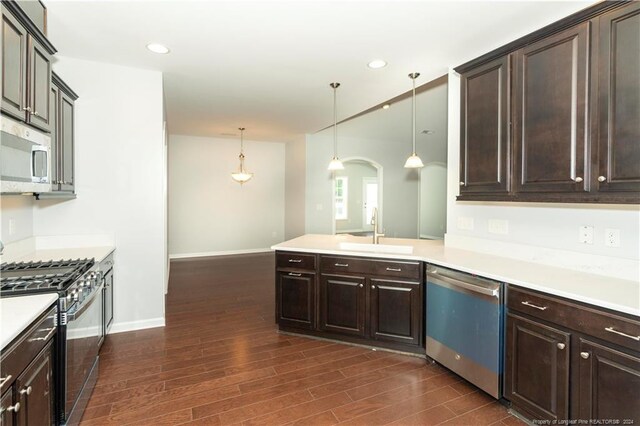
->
left=371, top=208, right=385, bottom=244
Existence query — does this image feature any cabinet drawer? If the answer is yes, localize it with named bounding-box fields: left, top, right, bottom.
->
left=276, top=252, right=316, bottom=271
left=508, top=286, right=640, bottom=352
left=320, top=255, right=420, bottom=280
left=0, top=305, right=56, bottom=395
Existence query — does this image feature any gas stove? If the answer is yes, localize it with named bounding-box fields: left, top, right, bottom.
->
left=0, top=258, right=95, bottom=295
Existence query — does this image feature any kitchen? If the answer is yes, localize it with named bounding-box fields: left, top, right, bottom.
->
left=1, top=2, right=640, bottom=424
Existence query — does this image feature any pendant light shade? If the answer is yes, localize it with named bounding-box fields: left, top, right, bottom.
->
left=404, top=72, right=424, bottom=169
left=327, top=82, right=344, bottom=171
left=231, top=127, right=253, bottom=184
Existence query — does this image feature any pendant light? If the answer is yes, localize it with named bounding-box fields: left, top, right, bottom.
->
left=327, top=82, right=344, bottom=171
left=231, top=127, right=253, bottom=184
left=404, top=72, right=424, bottom=168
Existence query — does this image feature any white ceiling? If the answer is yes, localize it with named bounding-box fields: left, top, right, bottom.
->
left=45, top=0, right=595, bottom=142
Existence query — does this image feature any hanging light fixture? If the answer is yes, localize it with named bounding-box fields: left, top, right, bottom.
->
left=404, top=72, right=424, bottom=169
left=327, top=82, right=344, bottom=171
left=231, top=127, right=253, bottom=184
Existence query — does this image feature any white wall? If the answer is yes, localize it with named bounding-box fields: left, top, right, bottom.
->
left=285, top=138, right=306, bottom=240
left=445, top=69, right=640, bottom=279
left=168, top=135, right=285, bottom=256
left=0, top=196, right=34, bottom=244
left=33, top=56, right=166, bottom=331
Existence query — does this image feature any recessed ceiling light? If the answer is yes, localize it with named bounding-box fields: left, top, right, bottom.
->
left=382, top=104, right=390, bottom=110
left=367, top=59, right=387, bottom=69
left=146, top=43, right=170, bottom=54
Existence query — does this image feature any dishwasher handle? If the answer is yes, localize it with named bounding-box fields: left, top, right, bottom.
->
left=428, top=269, right=500, bottom=298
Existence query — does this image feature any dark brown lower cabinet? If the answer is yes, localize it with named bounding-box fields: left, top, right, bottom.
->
left=319, top=274, right=366, bottom=337
left=370, top=279, right=422, bottom=346
left=15, top=340, right=54, bottom=426
left=276, top=270, right=315, bottom=330
left=505, top=313, right=570, bottom=421
left=577, top=339, right=640, bottom=422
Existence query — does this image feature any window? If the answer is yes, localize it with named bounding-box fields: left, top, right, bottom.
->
left=335, top=176, right=348, bottom=220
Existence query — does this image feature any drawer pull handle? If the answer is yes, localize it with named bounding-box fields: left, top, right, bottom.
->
left=28, top=327, right=56, bottom=342
left=597, top=176, right=606, bottom=183
left=7, top=402, right=20, bottom=413
left=19, top=386, right=32, bottom=396
left=386, top=267, right=402, bottom=272
left=335, top=263, right=349, bottom=267
left=580, top=352, right=590, bottom=359
left=604, top=327, right=640, bottom=341
left=521, top=301, right=547, bottom=311
left=371, top=285, right=376, bottom=289
left=288, top=259, right=303, bottom=263
left=288, top=273, right=302, bottom=277
left=556, top=343, right=565, bottom=350
left=359, top=284, right=363, bottom=288
left=0, top=375, right=12, bottom=387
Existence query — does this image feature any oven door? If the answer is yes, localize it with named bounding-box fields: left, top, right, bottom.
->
left=64, top=285, right=104, bottom=423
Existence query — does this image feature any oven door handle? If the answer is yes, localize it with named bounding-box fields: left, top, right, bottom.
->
left=429, top=273, right=500, bottom=298
left=67, top=285, right=104, bottom=321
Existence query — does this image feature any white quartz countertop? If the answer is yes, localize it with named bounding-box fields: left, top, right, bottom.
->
left=272, top=234, right=640, bottom=317
left=0, top=293, right=58, bottom=350
left=11, top=246, right=115, bottom=264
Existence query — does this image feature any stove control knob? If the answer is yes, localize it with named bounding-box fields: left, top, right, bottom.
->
left=72, top=291, right=79, bottom=302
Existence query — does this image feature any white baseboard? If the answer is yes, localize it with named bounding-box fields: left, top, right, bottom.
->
left=108, top=317, right=165, bottom=334
left=169, top=248, right=273, bottom=260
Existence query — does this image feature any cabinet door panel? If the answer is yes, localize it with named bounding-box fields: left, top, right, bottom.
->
left=460, top=55, right=511, bottom=195
left=15, top=341, right=54, bottom=426
left=514, top=23, right=590, bottom=193
left=26, top=35, right=51, bottom=132
left=506, top=313, right=570, bottom=421
left=0, top=388, right=15, bottom=426
left=597, top=3, right=640, bottom=194
left=319, top=274, right=365, bottom=337
left=277, top=271, right=315, bottom=330
left=578, top=339, right=640, bottom=422
left=1, top=7, right=27, bottom=121
left=370, top=279, right=421, bottom=346
left=59, top=91, right=75, bottom=191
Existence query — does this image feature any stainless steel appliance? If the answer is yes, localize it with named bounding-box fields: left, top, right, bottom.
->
left=0, top=259, right=104, bottom=425
left=426, top=266, right=503, bottom=399
left=0, top=115, right=52, bottom=194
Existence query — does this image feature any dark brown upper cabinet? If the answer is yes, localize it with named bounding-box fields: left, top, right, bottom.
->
left=595, top=3, right=640, bottom=198
left=459, top=55, right=511, bottom=196
left=514, top=23, right=590, bottom=195
left=0, top=4, right=53, bottom=133
left=456, top=1, right=639, bottom=204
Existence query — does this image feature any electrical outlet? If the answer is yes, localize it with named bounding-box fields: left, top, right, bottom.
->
left=488, top=219, right=509, bottom=235
left=8, top=219, right=15, bottom=236
left=579, top=225, right=594, bottom=244
left=457, top=217, right=474, bottom=231
left=604, top=228, right=620, bottom=247
left=316, top=203, right=323, bottom=211
left=271, top=231, right=277, bottom=238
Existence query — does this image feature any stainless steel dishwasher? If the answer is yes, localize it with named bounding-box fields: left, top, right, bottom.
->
left=426, top=265, right=503, bottom=399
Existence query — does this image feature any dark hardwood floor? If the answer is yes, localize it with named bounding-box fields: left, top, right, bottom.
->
left=80, top=253, right=521, bottom=425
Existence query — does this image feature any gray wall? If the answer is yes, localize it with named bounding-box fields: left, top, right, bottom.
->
left=306, top=81, right=448, bottom=238
left=285, top=137, right=306, bottom=240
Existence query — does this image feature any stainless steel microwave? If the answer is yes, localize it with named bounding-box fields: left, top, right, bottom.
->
left=0, top=115, right=51, bottom=194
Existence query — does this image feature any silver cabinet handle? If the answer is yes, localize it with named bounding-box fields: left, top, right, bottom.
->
left=335, top=263, right=348, bottom=267
left=32, top=110, right=39, bottom=116
left=598, top=176, right=606, bottom=182
left=0, top=375, right=12, bottom=387
left=288, top=259, right=302, bottom=263
left=604, top=327, right=640, bottom=341
left=581, top=352, right=590, bottom=359
left=574, top=177, right=583, bottom=183
left=459, top=181, right=465, bottom=186
left=386, top=267, right=401, bottom=272
left=7, top=402, right=20, bottom=412
left=22, top=106, right=32, bottom=112
left=521, top=301, right=547, bottom=311
left=288, top=273, right=302, bottom=277
left=359, top=284, right=363, bottom=288
left=29, top=327, right=56, bottom=342
left=557, top=343, right=566, bottom=350
left=20, top=386, right=32, bottom=396
left=371, top=285, right=375, bottom=289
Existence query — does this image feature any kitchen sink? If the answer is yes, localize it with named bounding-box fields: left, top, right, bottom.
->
left=338, top=242, right=414, bottom=255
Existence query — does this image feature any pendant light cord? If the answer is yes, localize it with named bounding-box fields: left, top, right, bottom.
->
left=410, top=74, right=418, bottom=155
left=330, top=83, right=340, bottom=158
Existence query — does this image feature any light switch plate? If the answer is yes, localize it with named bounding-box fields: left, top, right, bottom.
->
left=604, top=228, right=620, bottom=247
left=488, top=219, right=509, bottom=235
left=579, top=225, right=594, bottom=244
